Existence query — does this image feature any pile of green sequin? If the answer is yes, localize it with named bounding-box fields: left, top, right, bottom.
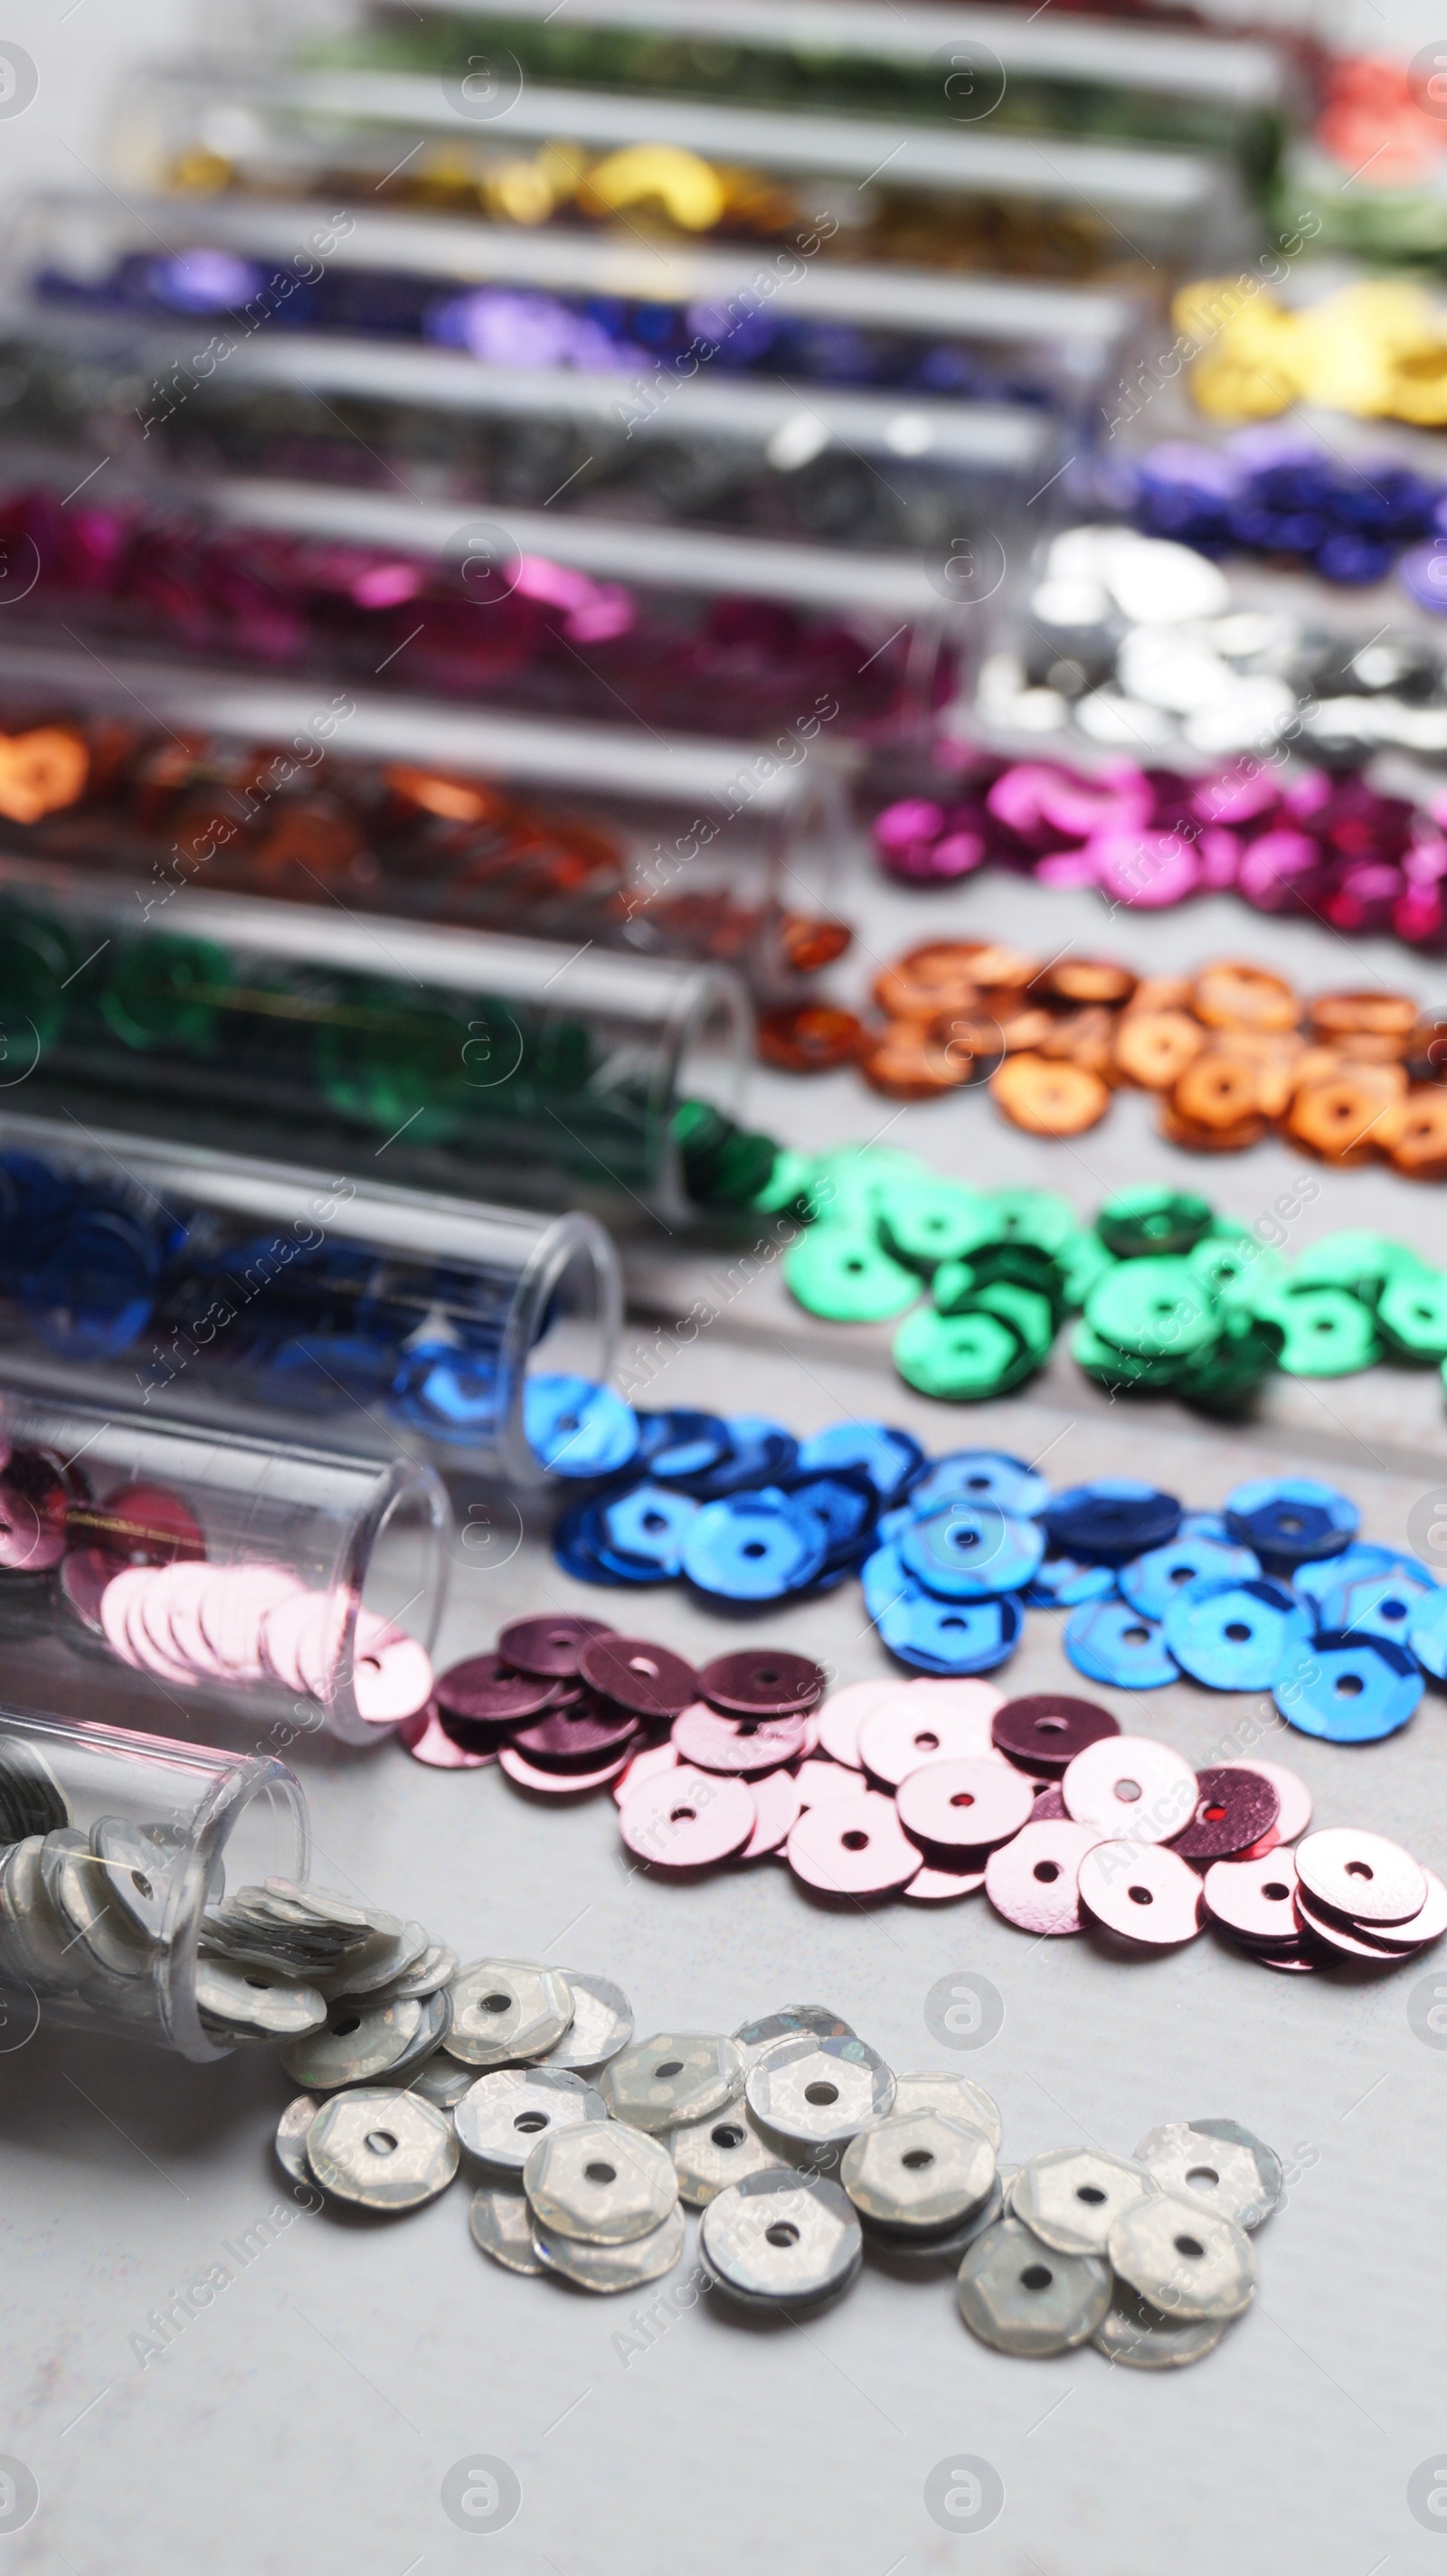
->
left=779, top=1156, right=1447, bottom=1413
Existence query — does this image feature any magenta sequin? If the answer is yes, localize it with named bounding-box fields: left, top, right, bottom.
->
left=0, top=485, right=940, bottom=741
left=873, top=756, right=1447, bottom=955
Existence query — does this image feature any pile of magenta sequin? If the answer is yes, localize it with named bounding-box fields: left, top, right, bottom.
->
left=874, top=756, right=1447, bottom=948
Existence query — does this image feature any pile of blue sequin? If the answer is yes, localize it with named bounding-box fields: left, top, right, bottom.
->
left=1127, top=431, right=1441, bottom=590
left=550, top=1404, right=1446, bottom=1744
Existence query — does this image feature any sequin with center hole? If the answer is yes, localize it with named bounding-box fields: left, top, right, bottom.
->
left=617, top=1764, right=755, bottom=1871
left=841, top=2111, right=995, bottom=2234
left=1012, top=2147, right=1159, bottom=2254
left=523, top=2118, right=677, bottom=2244
left=454, top=2066, right=606, bottom=2173
left=670, top=1703, right=807, bottom=1775
left=697, top=1647, right=825, bottom=1717
left=600, top=2032, right=744, bottom=2134
left=442, top=1959, right=574, bottom=2067
left=280, top=1992, right=422, bottom=2088
left=701, top=2169, right=862, bottom=2307
left=1063, top=1735, right=1198, bottom=1845
left=856, top=1684, right=1005, bottom=1787
left=786, top=1791, right=922, bottom=1898
left=1203, top=1847, right=1301, bottom=1944
left=1163, top=1576, right=1312, bottom=1694
left=1078, top=1839, right=1206, bottom=1946
left=1187, top=2119, right=1283, bottom=2218
left=990, top=1693, right=1120, bottom=1778
left=497, top=1614, right=614, bottom=1676
left=306, top=2088, right=459, bottom=2211
left=1294, top=1826, right=1427, bottom=1924
left=745, top=2031, right=895, bottom=2156
left=669, top=2104, right=788, bottom=2205
left=1107, top=2194, right=1257, bottom=2321
left=896, top=1756, right=1036, bottom=1857
left=1170, top=1765, right=1280, bottom=1863
left=1064, top=1598, right=1180, bottom=1690
left=985, top=1819, right=1104, bottom=1936
left=1132, top=2123, right=1277, bottom=2230
left=1215, top=1757, right=1312, bottom=1843
left=956, top=2216, right=1112, bottom=2355
left=578, top=1634, right=697, bottom=1720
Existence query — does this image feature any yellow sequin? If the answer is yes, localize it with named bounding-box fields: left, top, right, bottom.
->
left=1179, top=270, right=1447, bottom=426
left=580, top=144, right=725, bottom=231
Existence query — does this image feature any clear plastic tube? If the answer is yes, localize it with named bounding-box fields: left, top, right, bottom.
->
left=270, top=0, right=1291, bottom=163
left=0, top=446, right=968, bottom=744
left=0, top=627, right=846, bottom=991
left=0, top=1109, right=619, bottom=1485
left=91, top=69, right=1253, bottom=270
left=0, top=1375, right=449, bottom=1748
left=2, top=187, right=1147, bottom=413
left=0, top=847, right=753, bottom=1222
left=0, top=1703, right=308, bottom=2061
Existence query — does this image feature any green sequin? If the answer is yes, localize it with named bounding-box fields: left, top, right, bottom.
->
left=1254, top=1285, right=1381, bottom=1377
left=894, top=1307, right=1023, bottom=1401
left=101, top=936, right=231, bottom=1052
left=1377, top=1268, right=1447, bottom=1363
left=1096, top=1185, right=1215, bottom=1260
left=1085, top=1256, right=1217, bottom=1361
left=784, top=1226, right=920, bottom=1323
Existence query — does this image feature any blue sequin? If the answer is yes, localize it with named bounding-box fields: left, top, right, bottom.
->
left=682, top=1488, right=828, bottom=1601
left=909, top=1448, right=1050, bottom=1518
left=1043, top=1480, right=1182, bottom=1568
left=1023, top=1554, right=1118, bottom=1608
left=1312, top=1568, right=1435, bottom=1647
left=525, top=1374, right=639, bottom=1477
left=795, top=1420, right=923, bottom=1505
left=875, top=1587, right=1022, bottom=1675
left=598, top=1484, right=701, bottom=1579
left=900, top=1501, right=1044, bottom=1599
left=1162, top=1576, right=1311, bottom=1693
left=1064, top=1598, right=1179, bottom=1689
left=1223, top=1476, right=1358, bottom=1569
left=1118, top=1535, right=1260, bottom=1621
left=1273, top=1633, right=1424, bottom=1742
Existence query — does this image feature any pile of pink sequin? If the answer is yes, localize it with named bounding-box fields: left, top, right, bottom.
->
left=406, top=1620, right=1445, bottom=1964
left=874, top=757, right=1447, bottom=950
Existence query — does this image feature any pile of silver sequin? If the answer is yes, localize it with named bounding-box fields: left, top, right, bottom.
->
left=264, top=1947, right=1277, bottom=2364
left=979, top=524, right=1447, bottom=763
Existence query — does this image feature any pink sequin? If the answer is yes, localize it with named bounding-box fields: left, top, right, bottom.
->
left=1035, top=848, right=1100, bottom=888
left=875, top=798, right=947, bottom=852
left=1191, top=766, right=1281, bottom=825
left=1090, top=828, right=1200, bottom=907
left=1197, top=827, right=1242, bottom=887
left=1235, top=827, right=1319, bottom=909
left=929, top=829, right=986, bottom=877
